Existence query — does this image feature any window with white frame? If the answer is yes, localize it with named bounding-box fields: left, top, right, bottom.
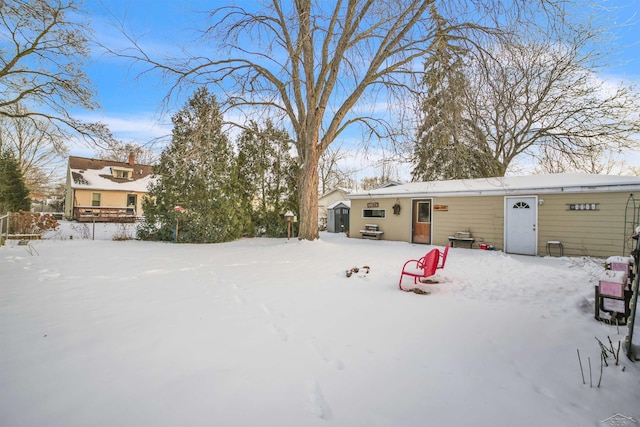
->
left=112, top=168, right=132, bottom=179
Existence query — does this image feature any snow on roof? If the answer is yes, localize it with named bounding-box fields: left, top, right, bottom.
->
left=68, top=156, right=156, bottom=193
left=327, top=200, right=351, bottom=209
left=348, top=173, right=640, bottom=199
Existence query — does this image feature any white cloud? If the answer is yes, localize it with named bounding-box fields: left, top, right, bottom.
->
left=76, top=112, right=172, bottom=142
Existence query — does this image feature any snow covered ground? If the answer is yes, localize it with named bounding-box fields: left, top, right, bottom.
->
left=1, top=222, right=638, bottom=426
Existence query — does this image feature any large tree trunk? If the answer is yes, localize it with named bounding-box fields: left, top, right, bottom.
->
left=297, top=163, right=320, bottom=240
left=297, top=136, right=321, bottom=240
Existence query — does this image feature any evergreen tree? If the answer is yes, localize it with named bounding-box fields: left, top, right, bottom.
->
left=236, top=120, right=298, bottom=237
left=412, top=5, right=502, bottom=182
left=0, top=149, right=31, bottom=213
left=138, top=88, right=249, bottom=243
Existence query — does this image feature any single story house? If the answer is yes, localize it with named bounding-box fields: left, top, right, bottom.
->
left=347, top=173, right=640, bottom=258
left=64, top=155, right=155, bottom=222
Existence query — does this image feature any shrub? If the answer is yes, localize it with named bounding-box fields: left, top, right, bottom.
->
left=9, top=211, right=59, bottom=235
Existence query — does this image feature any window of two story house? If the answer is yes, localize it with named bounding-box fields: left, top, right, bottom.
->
left=112, top=168, right=132, bottom=179
left=92, top=193, right=101, bottom=207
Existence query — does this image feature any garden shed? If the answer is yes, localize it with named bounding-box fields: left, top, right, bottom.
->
left=347, top=173, right=640, bottom=258
left=327, top=200, right=350, bottom=233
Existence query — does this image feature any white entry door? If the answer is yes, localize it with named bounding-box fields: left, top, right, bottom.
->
left=504, top=196, right=537, bottom=255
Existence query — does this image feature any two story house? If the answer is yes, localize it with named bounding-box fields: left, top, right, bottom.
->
left=64, top=155, right=155, bottom=222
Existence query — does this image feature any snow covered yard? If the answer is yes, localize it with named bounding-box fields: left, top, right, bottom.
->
left=1, top=223, right=638, bottom=426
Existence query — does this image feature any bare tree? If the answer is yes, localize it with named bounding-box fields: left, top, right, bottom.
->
left=113, top=0, right=560, bottom=240
left=359, top=155, right=402, bottom=190
left=534, top=144, right=625, bottom=175
left=318, top=143, right=356, bottom=194
left=95, top=141, right=159, bottom=166
left=464, top=30, right=640, bottom=175
left=0, top=104, right=67, bottom=195
left=0, top=0, right=113, bottom=146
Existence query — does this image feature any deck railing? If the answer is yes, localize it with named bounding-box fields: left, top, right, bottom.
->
left=73, top=206, right=137, bottom=222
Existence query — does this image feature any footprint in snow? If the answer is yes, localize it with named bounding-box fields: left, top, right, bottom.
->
left=306, top=380, right=332, bottom=420
left=38, top=270, right=61, bottom=281
left=270, top=323, right=288, bottom=342
left=533, top=383, right=555, bottom=399
left=143, top=269, right=168, bottom=275
left=309, top=338, right=344, bottom=370
left=260, top=303, right=272, bottom=316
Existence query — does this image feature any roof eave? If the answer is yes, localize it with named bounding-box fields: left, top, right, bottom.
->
left=347, top=183, right=640, bottom=199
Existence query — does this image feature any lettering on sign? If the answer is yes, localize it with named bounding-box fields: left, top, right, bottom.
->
left=367, top=202, right=379, bottom=208
left=434, top=205, right=448, bottom=211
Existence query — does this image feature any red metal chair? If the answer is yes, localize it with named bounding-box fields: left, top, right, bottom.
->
left=437, top=244, right=450, bottom=269
left=398, top=248, right=440, bottom=291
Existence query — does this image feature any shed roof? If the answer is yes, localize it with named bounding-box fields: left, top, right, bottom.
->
left=348, top=173, right=640, bottom=199
left=328, top=200, right=351, bottom=209
left=68, top=156, right=156, bottom=192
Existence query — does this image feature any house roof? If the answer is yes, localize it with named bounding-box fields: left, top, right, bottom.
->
left=348, top=173, right=640, bottom=199
left=67, top=156, right=156, bottom=192
left=319, top=187, right=350, bottom=200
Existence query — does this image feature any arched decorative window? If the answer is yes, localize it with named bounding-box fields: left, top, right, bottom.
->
left=513, top=202, right=530, bottom=209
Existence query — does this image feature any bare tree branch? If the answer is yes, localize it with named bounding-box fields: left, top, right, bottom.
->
left=107, top=0, right=567, bottom=239
left=0, top=0, right=114, bottom=147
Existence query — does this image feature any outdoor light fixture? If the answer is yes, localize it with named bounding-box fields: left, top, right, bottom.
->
left=393, top=200, right=401, bottom=215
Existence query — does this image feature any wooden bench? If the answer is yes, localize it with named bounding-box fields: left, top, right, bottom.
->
left=448, top=231, right=474, bottom=248
left=360, top=224, right=384, bottom=240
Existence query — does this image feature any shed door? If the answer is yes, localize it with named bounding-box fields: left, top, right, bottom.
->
left=335, top=207, right=349, bottom=232
left=504, top=196, right=537, bottom=255
left=412, top=200, right=431, bottom=244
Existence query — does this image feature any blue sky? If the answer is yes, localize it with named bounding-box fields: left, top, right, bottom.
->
left=72, top=0, right=640, bottom=176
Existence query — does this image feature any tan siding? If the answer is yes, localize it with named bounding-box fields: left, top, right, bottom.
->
left=432, top=196, right=504, bottom=249
left=537, top=192, right=631, bottom=258
left=348, top=198, right=412, bottom=242
left=349, top=196, right=504, bottom=247
left=72, top=189, right=147, bottom=216
left=350, top=191, right=633, bottom=258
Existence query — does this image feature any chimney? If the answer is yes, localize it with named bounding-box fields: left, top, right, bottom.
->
left=128, top=153, right=135, bottom=166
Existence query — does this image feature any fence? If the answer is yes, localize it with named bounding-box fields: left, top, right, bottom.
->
left=73, top=206, right=137, bottom=223
left=0, top=214, right=7, bottom=245
left=0, top=212, right=61, bottom=244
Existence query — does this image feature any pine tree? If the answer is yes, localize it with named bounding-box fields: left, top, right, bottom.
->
left=235, top=120, right=299, bottom=237
left=0, top=149, right=31, bottom=213
left=138, top=88, right=249, bottom=243
left=412, top=5, right=502, bottom=182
